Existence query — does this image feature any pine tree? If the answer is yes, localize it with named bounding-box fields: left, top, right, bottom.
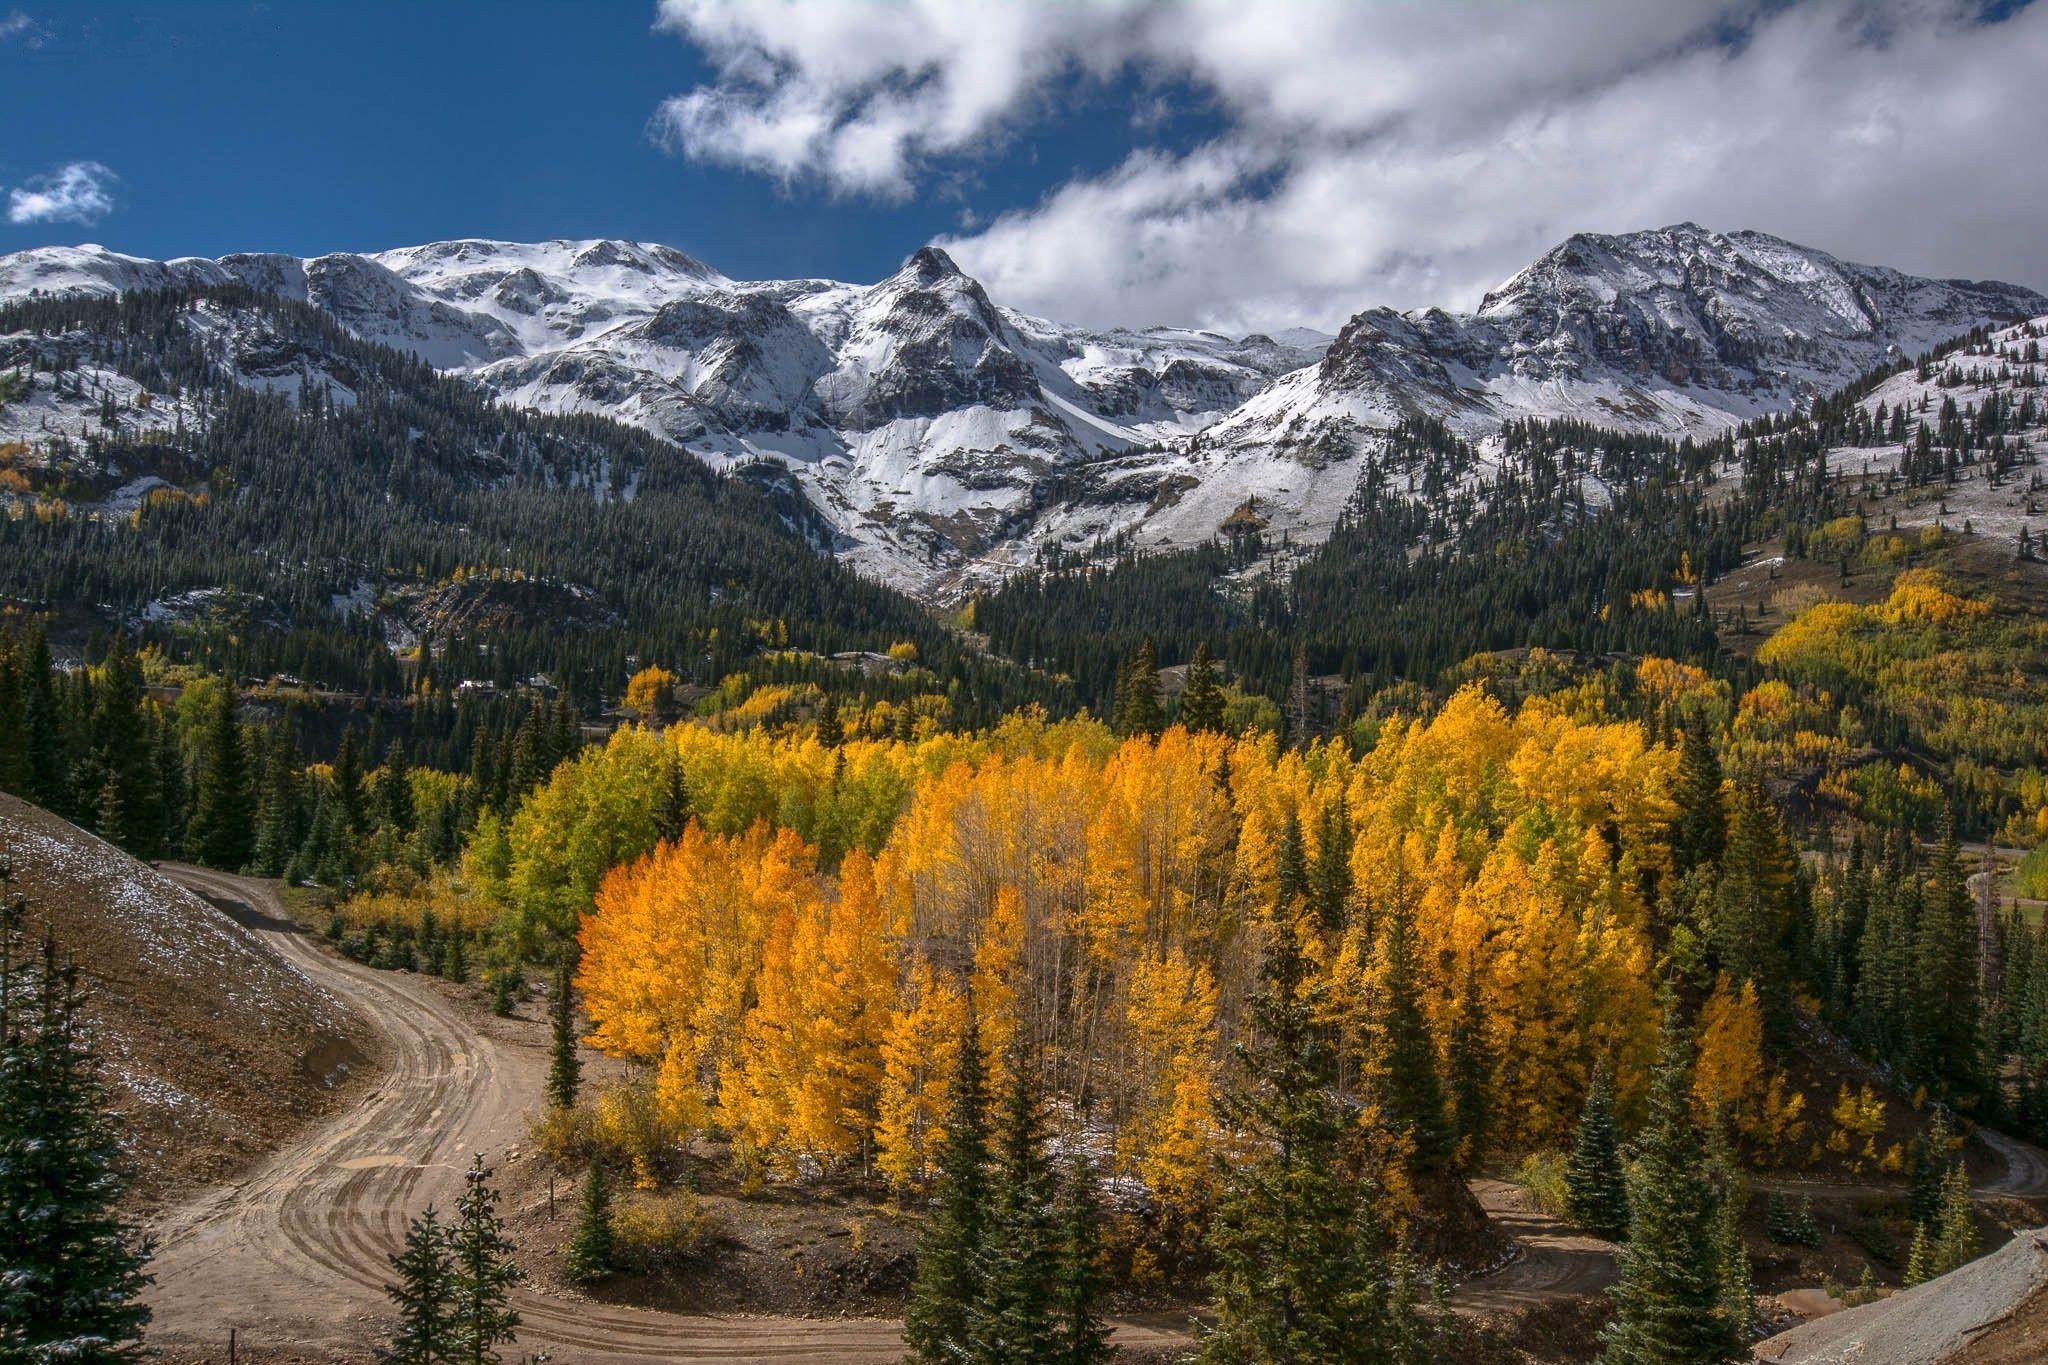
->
left=1117, top=640, right=1163, bottom=738
left=447, top=1155, right=521, bottom=1365
left=1374, top=901, right=1450, bottom=1171
left=1311, top=796, right=1354, bottom=934
left=1566, top=1061, right=1630, bottom=1241
left=1275, top=812, right=1308, bottom=914
left=1929, top=1162, right=1978, bottom=1277
left=1203, top=913, right=1402, bottom=1363
left=1601, top=1006, right=1741, bottom=1365
left=151, top=719, right=187, bottom=860
left=1178, top=642, right=1225, bottom=734
left=1446, top=963, right=1493, bottom=1172
left=1671, top=718, right=1726, bottom=876
left=1050, top=1154, right=1111, bottom=1365
left=562, top=1162, right=614, bottom=1286
left=971, top=1052, right=1058, bottom=1362
left=87, top=634, right=152, bottom=856
left=904, top=1019, right=989, bottom=1364
left=250, top=727, right=304, bottom=877
left=0, top=865, right=154, bottom=1358
left=331, top=727, right=367, bottom=841
left=380, top=740, right=416, bottom=839
left=816, top=691, right=843, bottom=748
left=386, top=1206, right=456, bottom=1364
left=185, top=680, right=253, bottom=870
left=656, top=757, right=690, bottom=844
left=1706, top=1122, right=1753, bottom=1341
left=546, top=962, right=581, bottom=1111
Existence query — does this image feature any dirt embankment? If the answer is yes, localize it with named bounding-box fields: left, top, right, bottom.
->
left=0, top=796, right=373, bottom=1209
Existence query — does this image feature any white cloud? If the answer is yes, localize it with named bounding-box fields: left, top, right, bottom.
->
left=0, top=11, right=42, bottom=43
left=7, top=161, right=118, bottom=226
left=654, top=0, right=2048, bottom=330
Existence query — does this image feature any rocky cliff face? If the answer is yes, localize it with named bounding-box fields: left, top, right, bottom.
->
left=3, top=223, right=2037, bottom=597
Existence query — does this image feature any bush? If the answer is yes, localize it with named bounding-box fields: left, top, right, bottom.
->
left=1517, top=1149, right=1571, bottom=1220
left=609, top=1190, right=723, bottom=1270
left=1764, top=1192, right=1822, bottom=1247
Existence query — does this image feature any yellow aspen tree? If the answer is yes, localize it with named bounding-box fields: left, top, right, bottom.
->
left=875, top=960, right=968, bottom=1188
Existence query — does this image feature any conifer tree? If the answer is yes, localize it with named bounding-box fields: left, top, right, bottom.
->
left=562, top=1162, right=614, bottom=1286
left=380, top=740, right=415, bottom=838
left=22, top=626, right=70, bottom=817
left=1178, top=642, right=1225, bottom=734
left=1712, top=784, right=1799, bottom=1039
left=905, top=1020, right=989, bottom=1365
left=1117, top=640, right=1163, bottom=738
left=0, top=865, right=154, bottom=1358
left=971, top=1053, right=1058, bottom=1362
left=87, top=634, right=152, bottom=855
left=1374, top=901, right=1450, bottom=1171
left=816, top=691, right=843, bottom=748
left=1566, top=1061, right=1630, bottom=1240
left=448, top=1155, right=521, bottom=1365
left=151, top=720, right=187, bottom=858
left=331, top=728, right=367, bottom=841
left=250, top=727, right=303, bottom=877
left=185, top=680, right=253, bottom=870
left=656, top=757, right=690, bottom=844
left=1311, top=797, right=1354, bottom=934
left=1203, top=914, right=1401, bottom=1363
left=546, top=962, right=581, bottom=1111
left=386, top=1206, right=456, bottom=1364
left=1446, top=963, right=1493, bottom=1172
left=1705, top=1122, right=1753, bottom=1341
left=1601, top=1007, right=1741, bottom=1365
left=1050, top=1154, right=1111, bottom=1365
left=1671, top=718, right=1726, bottom=876
left=1275, top=812, right=1308, bottom=913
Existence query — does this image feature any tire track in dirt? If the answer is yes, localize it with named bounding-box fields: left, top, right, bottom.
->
left=1452, top=1179, right=1619, bottom=1313
left=144, top=868, right=1205, bottom=1363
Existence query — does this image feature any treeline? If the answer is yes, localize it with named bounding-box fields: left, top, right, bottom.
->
left=0, top=285, right=1048, bottom=724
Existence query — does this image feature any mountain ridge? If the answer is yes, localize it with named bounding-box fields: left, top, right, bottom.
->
left=2, top=224, right=2039, bottom=598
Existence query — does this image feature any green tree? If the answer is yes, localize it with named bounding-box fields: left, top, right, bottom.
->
left=0, top=864, right=154, bottom=1358
left=562, top=1163, right=615, bottom=1287
left=971, top=1053, right=1058, bottom=1362
left=1311, top=797, right=1353, bottom=934
left=1203, top=914, right=1404, bottom=1363
left=386, top=1207, right=456, bottom=1364
left=1178, top=642, right=1225, bottom=734
left=1374, top=901, right=1450, bottom=1171
left=448, top=1156, right=521, bottom=1365
left=250, top=727, right=304, bottom=877
left=1566, top=1061, right=1630, bottom=1240
left=1601, top=1007, right=1741, bottom=1365
left=185, top=679, right=253, bottom=870
left=380, top=740, right=416, bottom=839
left=1671, top=718, right=1726, bottom=876
left=1116, top=639, right=1163, bottom=738
left=904, top=1020, right=990, bottom=1364
left=546, top=962, right=581, bottom=1111
left=1050, top=1154, right=1111, bottom=1365
left=22, top=626, right=71, bottom=817
left=1445, top=963, right=1493, bottom=1172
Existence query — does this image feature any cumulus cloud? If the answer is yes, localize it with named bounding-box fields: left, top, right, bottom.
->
left=7, top=161, right=118, bottom=226
left=654, top=0, right=2048, bottom=330
left=0, top=11, right=43, bottom=44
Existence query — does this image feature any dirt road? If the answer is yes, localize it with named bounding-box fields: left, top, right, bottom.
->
left=1453, top=1180, right=1619, bottom=1312
left=146, top=868, right=1200, bottom=1363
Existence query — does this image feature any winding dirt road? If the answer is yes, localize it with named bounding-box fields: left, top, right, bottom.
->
left=1454, top=1180, right=1619, bottom=1311
left=146, top=868, right=1198, bottom=1363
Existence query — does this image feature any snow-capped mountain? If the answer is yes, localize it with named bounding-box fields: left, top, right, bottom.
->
left=1029, top=224, right=2047, bottom=560
left=2, top=223, right=2038, bottom=597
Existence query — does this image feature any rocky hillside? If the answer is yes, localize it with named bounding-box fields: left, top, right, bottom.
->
left=0, top=794, right=370, bottom=1207
left=3, top=224, right=2037, bottom=597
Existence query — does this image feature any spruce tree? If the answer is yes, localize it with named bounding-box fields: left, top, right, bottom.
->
left=380, top=740, right=416, bottom=839
left=1671, top=718, right=1726, bottom=876
left=1118, top=639, right=1163, bottom=738
left=971, top=1053, right=1058, bottom=1362
left=22, top=626, right=70, bottom=817
left=1566, top=1061, right=1630, bottom=1240
left=1178, top=642, right=1225, bottom=734
left=185, top=680, right=253, bottom=870
left=448, top=1155, right=521, bottom=1365
left=1601, top=1007, right=1741, bottom=1365
left=1374, top=901, right=1450, bottom=1171
left=562, top=1162, right=614, bottom=1286
left=1275, top=812, right=1308, bottom=914
left=546, top=962, right=581, bottom=1111
left=904, top=1019, right=989, bottom=1364
left=386, top=1206, right=456, bottom=1364
left=1050, top=1154, right=1111, bottom=1365
left=1311, top=797, right=1354, bottom=934
left=656, top=757, right=690, bottom=844
left=1203, top=913, right=1401, bottom=1363
left=250, top=727, right=303, bottom=877
left=0, top=866, right=154, bottom=1358
left=1446, top=963, right=1493, bottom=1172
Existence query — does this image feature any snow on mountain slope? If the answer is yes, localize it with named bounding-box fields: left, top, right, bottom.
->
left=0, top=224, right=2035, bottom=598
left=1014, top=224, right=2047, bottom=569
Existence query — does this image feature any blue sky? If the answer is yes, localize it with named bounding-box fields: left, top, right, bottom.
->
left=4, top=1, right=2045, bottom=332
left=0, top=1, right=1214, bottom=283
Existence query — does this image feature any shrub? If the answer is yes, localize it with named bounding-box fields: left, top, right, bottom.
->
left=1516, top=1149, right=1571, bottom=1220
left=609, top=1190, right=723, bottom=1270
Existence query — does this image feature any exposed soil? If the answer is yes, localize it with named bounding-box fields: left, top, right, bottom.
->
left=0, top=797, right=372, bottom=1211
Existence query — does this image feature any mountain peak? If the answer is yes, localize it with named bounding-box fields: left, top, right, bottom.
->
left=900, top=245, right=965, bottom=283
